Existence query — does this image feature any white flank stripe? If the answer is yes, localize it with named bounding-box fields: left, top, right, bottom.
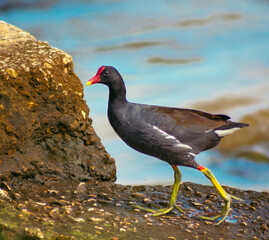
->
left=166, top=135, right=177, bottom=140
left=205, top=129, right=213, bottom=133
left=214, top=127, right=240, bottom=137
left=153, top=126, right=168, bottom=136
left=152, top=125, right=192, bottom=150
left=174, top=143, right=193, bottom=149
left=188, top=153, right=196, bottom=157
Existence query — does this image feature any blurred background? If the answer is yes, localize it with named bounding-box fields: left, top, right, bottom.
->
left=1, top=0, right=269, bottom=191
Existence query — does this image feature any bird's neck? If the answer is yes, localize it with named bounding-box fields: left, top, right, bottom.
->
left=108, top=81, right=127, bottom=104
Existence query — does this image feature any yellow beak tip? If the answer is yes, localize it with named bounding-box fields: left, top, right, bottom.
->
left=86, top=81, right=92, bottom=86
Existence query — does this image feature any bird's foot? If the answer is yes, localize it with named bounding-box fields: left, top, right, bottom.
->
left=199, top=212, right=226, bottom=225
left=230, top=194, right=244, bottom=202
left=133, top=203, right=184, bottom=216
left=198, top=193, right=244, bottom=225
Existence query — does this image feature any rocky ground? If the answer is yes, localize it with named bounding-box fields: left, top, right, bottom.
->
left=0, top=179, right=268, bottom=240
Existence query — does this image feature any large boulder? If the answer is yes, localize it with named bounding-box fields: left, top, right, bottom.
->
left=0, top=21, right=116, bottom=183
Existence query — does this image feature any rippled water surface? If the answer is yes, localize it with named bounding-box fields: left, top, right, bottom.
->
left=2, top=0, right=269, bottom=190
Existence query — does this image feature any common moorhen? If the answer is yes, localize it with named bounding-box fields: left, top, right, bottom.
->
left=86, top=66, right=249, bottom=225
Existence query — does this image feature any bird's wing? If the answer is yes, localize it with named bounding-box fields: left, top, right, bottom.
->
left=141, top=105, right=230, bottom=141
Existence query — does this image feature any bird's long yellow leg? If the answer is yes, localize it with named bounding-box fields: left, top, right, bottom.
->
left=133, top=165, right=184, bottom=216
left=197, top=165, right=243, bottom=225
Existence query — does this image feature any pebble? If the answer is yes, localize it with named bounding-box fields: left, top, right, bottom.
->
left=21, top=209, right=31, bottom=215
left=203, top=199, right=212, bottom=205
left=250, top=201, right=258, bottom=207
left=0, top=189, right=12, bottom=201
left=24, top=227, right=44, bottom=239
left=75, top=182, right=87, bottom=194
left=102, top=211, right=113, bottom=216
left=63, top=206, right=72, bottom=215
left=131, top=192, right=146, bottom=199
left=94, top=226, right=103, bottom=230
left=73, top=218, right=85, bottom=223
left=88, top=217, right=104, bottom=222
left=49, top=208, right=59, bottom=218
left=184, top=185, right=193, bottom=192
left=33, top=202, right=46, bottom=206
left=194, top=191, right=202, bottom=197
left=241, top=221, right=247, bottom=226
left=187, top=223, right=195, bottom=229
left=191, top=202, right=203, bottom=207
left=208, top=194, right=218, bottom=201
left=114, top=216, right=120, bottom=221
left=132, top=185, right=147, bottom=192
left=86, top=198, right=97, bottom=205
left=47, top=189, right=60, bottom=196
left=88, top=194, right=97, bottom=198
left=204, top=221, right=214, bottom=225
left=261, top=224, right=267, bottom=230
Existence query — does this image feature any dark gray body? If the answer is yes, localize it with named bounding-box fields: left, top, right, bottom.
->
left=109, top=100, right=226, bottom=168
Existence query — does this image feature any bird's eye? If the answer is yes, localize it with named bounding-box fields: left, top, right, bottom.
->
left=103, top=70, right=109, bottom=75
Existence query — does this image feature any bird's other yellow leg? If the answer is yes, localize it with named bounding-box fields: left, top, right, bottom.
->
left=167, top=165, right=184, bottom=214
left=197, top=165, right=243, bottom=225
left=133, top=164, right=184, bottom=216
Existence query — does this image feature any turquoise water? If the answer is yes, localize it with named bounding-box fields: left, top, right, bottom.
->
left=2, top=0, right=269, bottom=190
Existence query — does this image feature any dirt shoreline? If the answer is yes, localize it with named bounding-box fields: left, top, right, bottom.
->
left=0, top=179, right=268, bottom=239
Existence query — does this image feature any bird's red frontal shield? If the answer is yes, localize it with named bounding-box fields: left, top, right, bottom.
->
left=86, top=66, right=105, bottom=86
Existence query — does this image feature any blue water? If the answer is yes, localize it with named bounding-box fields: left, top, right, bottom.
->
left=2, top=0, right=269, bottom=191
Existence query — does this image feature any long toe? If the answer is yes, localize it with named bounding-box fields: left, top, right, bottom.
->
left=133, top=204, right=184, bottom=216
left=174, top=204, right=184, bottom=213
left=199, top=214, right=222, bottom=222
left=133, top=205, right=174, bottom=216
left=198, top=211, right=229, bottom=225
left=151, top=206, right=174, bottom=216
left=133, top=205, right=158, bottom=214
left=199, top=196, right=231, bottom=225
left=231, top=194, right=244, bottom=202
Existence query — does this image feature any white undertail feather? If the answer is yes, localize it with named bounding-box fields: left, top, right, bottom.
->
left=214, top=127, right=240, bottom=137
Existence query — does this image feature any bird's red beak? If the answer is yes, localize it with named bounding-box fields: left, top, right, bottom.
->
left=86, top=66, right=105, bottom=86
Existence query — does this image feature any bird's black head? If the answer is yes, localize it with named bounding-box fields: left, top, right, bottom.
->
left=86, top=66, right=123, bottom=87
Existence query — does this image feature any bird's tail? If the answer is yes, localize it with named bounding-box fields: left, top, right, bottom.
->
left=214, top=121, right=249, bottom=137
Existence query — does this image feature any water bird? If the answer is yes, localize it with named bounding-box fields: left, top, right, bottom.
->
left=86, top=66, right=249, bottom=225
